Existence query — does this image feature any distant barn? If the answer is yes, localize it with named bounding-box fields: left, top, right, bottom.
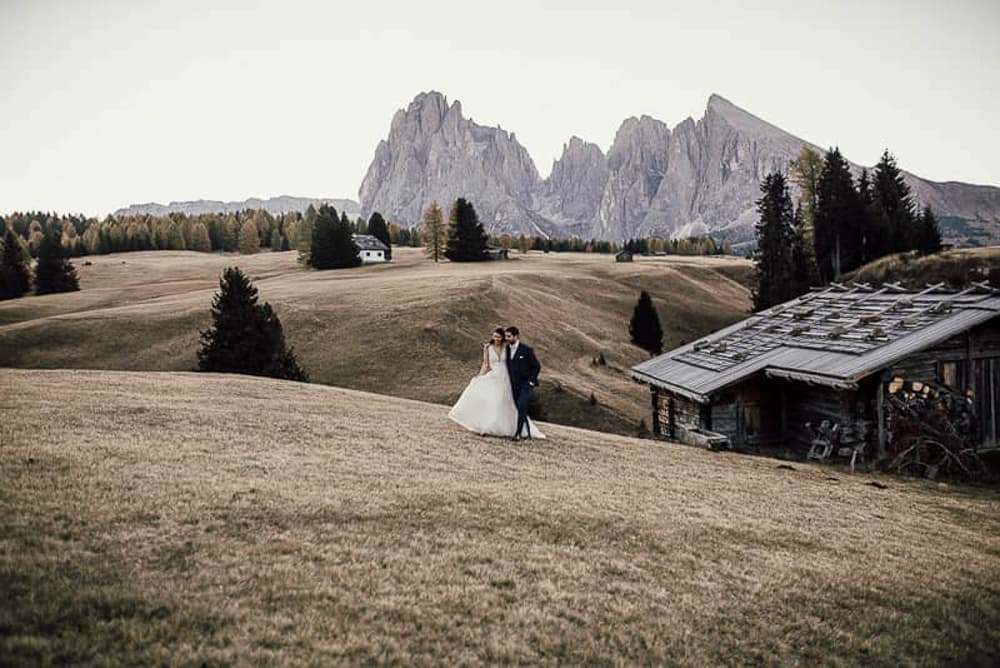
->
left=616, top=250, right=634, bottom=262
left=632, top=282, right=1000, bottom=457
left=485, top=245, right=509, bottom=261
left=352, top=234, right=389, bottom=264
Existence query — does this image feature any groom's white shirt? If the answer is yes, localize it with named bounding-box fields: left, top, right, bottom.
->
left=509, top=342, right=519, bottom=359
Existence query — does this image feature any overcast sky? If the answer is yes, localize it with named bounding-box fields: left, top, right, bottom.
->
left=2, top=0, right=998, bottom=216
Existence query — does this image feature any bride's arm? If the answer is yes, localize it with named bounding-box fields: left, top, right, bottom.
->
left=478, top=344, right=491, bottom=375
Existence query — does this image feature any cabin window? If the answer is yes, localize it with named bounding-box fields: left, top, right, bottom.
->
left=939, top=360, right=967, bottom=391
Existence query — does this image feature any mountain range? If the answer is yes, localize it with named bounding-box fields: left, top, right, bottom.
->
left=359, top=92, right=1000, bottom=247
left=115, top=196, right=360, bottom=218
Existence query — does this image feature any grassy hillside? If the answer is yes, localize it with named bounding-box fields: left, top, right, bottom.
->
left=846, top=245, right=1000, bottom=288
left=2, top=369, right=999, bottom=664
left=0, top=248, right=752, bottom=434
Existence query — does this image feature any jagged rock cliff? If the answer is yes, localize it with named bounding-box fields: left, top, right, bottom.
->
left=359, top=92, right=1000, bottom=245
left=358, top=91, right=549, bottom=236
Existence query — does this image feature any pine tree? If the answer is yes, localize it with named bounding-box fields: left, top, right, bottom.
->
left=367, top=212, right=392, bottom=260
left=34, top=227, right=79, bottom=295
left=309, top=205, right=337, bottom=269
left=914, top=205, right=942, bottom=254
left=239, top=219, right=260, bottom=254
left=872, top=150, right=917, bottom=254
left=814, top=148, right=863, bottom=282
left=0, top=228, right=32, bottom=300
left=445, top=198, right=488, bottom=262
left=629, top=290, right=664, bottom=356
left=188, top=221, right=212, bottom=253
left=329, top=215, right=361, bottom=269
left=197, top=267, right=307, bottom=381
left=855, top=168, right=887, bottom=264
left=791, top=205, right=818, bottom=295
left=421, top=201, right=447, bottom=262
left=752, top=173, right=797, bottom=311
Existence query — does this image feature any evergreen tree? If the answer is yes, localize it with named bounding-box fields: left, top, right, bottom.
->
left=309, top=205, right=337, bottom=269
left=0, top=228, right=32, bottom=300
left=814, top=148, right=863, bottom=282
left=421, top=201, right=447, bottom=262
left=855, top=168, right=886, bottom=264
left=629, top=290, right=664, bottom=356
left=872, top=150, right=917, bottom=254
left=367, top=212, right=392, bottom=260
left=791, top=205, right=819, bottom=295
left=913, top=205, right=943, bottom=254
left=188, top=221, right=212, bottom=253
left=197, top=267, right=307, bottom=381
left=445, top=198, right=488, bottom=262
left=270, top=230, right=284, bottom=252
left=328, top=215, right=361, bottom=269
left=239, top=219, right=260, bottom=254
left=752, top=172, right=797, bottom=311
left=34, top=227, right=79, bottom=295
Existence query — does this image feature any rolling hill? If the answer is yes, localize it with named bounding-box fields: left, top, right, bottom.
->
left=2, top=369, right=998, bottom=664
left=0, top=248, right=753, bottom=434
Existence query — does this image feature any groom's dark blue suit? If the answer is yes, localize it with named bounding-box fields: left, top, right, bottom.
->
left=507, top=342, right=541, bottom=439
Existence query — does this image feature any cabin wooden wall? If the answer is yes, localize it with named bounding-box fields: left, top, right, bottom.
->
left=888, top=318, right=1000, bottom=449
left=651, top=390, right=704, bottom=439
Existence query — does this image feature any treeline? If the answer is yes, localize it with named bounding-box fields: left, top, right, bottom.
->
left=483, top=234, right=730, bottom=256
left=0, top=207, right=408, bottom=258
left=753, top=148, right=943, bottom=311
left=0, top=226, right=79, bottom=299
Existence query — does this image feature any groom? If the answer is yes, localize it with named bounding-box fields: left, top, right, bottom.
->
left=504, top=326, right=541, bottom=441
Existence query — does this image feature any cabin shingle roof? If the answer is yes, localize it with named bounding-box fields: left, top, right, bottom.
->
left=631, top=282, right=1000, bottom=402
left=352, top=234, right=389, bottom=252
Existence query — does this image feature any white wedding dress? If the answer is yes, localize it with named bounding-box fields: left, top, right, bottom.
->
left=448, top=345, right=546, bottom=439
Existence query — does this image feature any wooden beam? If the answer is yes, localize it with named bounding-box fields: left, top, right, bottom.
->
left=877, top=374, right=887, bottom=460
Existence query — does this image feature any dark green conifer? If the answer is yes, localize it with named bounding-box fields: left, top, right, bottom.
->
left=197, top=267, right=307, bottom=381
left=752, top=173, right=797, bottom=311
left=34, top=227, right=79, bottom=295
left=872, top=150, right=916, bottom=254
left=367, top=212, right=392, bottom=260
left=445, top=198, right=488, bottom=262
left=814, top=148, right=863, bottom=282
left=0, top=227, right=32, bottom=300
left=629, top=290, right=664, bottom=355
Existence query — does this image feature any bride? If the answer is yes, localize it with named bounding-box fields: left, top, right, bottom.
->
left=448, top=328, right=545, bottom=439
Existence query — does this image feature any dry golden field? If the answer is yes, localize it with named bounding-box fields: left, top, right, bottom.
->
left=0, top=248, right=753, bottom=434
left=2, top=369, right=999, bottom=665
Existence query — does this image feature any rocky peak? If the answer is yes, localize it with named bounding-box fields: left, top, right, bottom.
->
left=359, top=91, right=1000, bottom=245
left=359, top=92, right=548, bottom=235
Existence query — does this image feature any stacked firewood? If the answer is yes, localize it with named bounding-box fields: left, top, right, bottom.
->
left=884, top=378, right=985, bottom=480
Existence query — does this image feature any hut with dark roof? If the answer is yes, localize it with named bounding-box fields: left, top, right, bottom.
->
left=631, top=282, right=1000, bottom=459
left=352, top=234, right=389, bottom=264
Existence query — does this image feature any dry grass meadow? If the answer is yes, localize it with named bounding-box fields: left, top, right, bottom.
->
left=0, top=248, right=753, bottom=435
left=2, top=369, right=1000, bottom=665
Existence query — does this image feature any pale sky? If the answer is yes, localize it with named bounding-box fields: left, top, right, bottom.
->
left=2, top=0, right=998, bottom=216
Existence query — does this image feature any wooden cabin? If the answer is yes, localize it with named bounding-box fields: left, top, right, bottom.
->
left=352, top=234, right=390, bottom=264
left=631, top=282, right=1000, bottom=458
left=485, top=246, right=510, bottom=261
